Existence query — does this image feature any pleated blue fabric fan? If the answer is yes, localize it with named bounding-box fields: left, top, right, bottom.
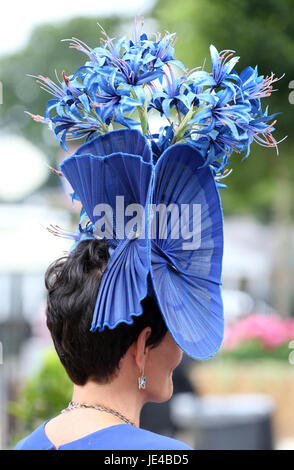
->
left=60, top=129, right=224, bottom=360
left=75, top=129, right=152, bottom=164
left=150, top=144, right=224, bottom=359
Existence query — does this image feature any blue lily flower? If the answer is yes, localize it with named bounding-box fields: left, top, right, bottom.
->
left=28, top=73, right=103, bottom=150
left=88, top=71, right=143, bottom=128
left=236, top=66, right=281, bottom=109
left=209, top=45, right=240, bottom=92
left=192, top=126, right=237, bottom=163
left=188, top=88, right=251, bottom=140
left=149, top=66, right=194, bottom=118
left=47, top=210, right=95, bottom=253
left=149, top=65, right=199, bottom=119
left=236, top=111, right=281, bottom=158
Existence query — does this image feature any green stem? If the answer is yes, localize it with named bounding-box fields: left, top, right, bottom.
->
left=138, top=106, right=148, bottom=135
left=130, top=87, right=148, bottom=135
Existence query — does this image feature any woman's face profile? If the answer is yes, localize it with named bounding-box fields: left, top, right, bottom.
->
left=145, top=331, right=183, bottom=403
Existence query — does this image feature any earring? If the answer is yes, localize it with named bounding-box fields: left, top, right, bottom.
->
left=138, top=368, right=146, bottom=390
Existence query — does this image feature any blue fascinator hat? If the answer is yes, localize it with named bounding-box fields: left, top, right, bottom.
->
left=29, top=18, right=282, bottom=360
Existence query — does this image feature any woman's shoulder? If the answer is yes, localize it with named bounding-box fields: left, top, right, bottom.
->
left=14, top=421, right=55, bottom=450
left=123, top=425, right=194, bottom=450
left=14, top=422, right=193, bottom=451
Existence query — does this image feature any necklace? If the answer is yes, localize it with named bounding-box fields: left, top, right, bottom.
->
left=61, top=400, right=135, bottom=427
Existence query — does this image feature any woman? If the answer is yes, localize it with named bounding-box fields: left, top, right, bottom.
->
left=14, top=16, right=280, bottom=450
left=15, top=239, right=192, bottom=450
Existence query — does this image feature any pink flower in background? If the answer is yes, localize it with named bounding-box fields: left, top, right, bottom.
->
left=223, top=313, right=294, bottom=350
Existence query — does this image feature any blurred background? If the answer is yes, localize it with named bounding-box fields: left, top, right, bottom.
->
left=0, top=0, right=294, bottom=450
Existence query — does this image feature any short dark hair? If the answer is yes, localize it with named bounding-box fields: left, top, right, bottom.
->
left=45, top=238, right=167, bottom=385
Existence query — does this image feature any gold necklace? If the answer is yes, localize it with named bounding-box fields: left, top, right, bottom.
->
left=61, top=401, right=135, bottom=427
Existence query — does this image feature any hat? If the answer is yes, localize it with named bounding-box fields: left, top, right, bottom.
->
left=29, top=18, right=281, bottom=359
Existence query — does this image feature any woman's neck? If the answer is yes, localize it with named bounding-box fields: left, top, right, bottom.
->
left=72, top=376, right=145, bottom=428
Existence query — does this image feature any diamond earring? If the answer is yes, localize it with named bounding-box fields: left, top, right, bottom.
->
left=138, top=368, right=146, bottom=390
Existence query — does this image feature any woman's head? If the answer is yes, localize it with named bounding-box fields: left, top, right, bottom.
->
left=45, top=238, right=177, bottom=394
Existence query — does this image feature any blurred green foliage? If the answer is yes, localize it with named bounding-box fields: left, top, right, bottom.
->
left=10, top=349, right=72, bottom=444
left=153, top=0, right=294, bottom=220
left=219, top=339, right=291, bottom=362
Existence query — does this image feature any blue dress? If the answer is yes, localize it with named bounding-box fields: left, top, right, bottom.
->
left=14, top=421, right=193, bottom=450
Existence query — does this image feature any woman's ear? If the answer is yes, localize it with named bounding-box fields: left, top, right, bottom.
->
left=132, top=326, right=152, bottom=372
